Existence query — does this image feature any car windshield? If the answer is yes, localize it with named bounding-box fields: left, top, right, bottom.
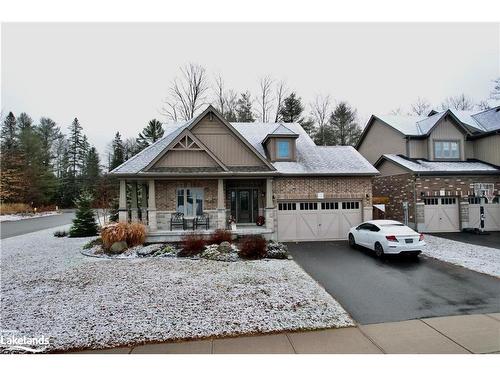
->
left=380, top=224, right=405, bottom=227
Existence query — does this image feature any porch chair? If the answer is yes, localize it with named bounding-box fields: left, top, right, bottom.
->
left=170, top=212, right=185, bottom=231
left=195, top=213, right=210, bottom=230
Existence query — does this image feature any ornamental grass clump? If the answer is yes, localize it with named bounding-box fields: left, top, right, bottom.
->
left=100, top=222, right=128, bottom=250
left=127, top=223, right=147, bottom=247
left=178, top=232, right=206, bottom=257
left=238, top=235, right=267, bottom=260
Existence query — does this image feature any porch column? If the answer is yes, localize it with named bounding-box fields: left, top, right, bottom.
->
left=141, top=183, right=148, bottom=224
left=147, top=179, right=157, bottom=231
left=264, top=178, right=275, bottom=234
left=217, top=178, right=226, bottom=229
left=130, top=182, right=139, bottom=222
left=118, top=179, right=128, bottom=223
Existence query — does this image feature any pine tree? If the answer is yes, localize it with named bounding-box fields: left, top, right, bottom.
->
left=235, top=92, right=255, bottom=122
left=110, top=132, right=125, bottom=170
left=1, top=112, right=18, bottom=151
left=299, top=117, right=316, bottom=137
left=68, top=118, right=84, bottom=177
left=69, top=191, right=99, bottom=237
left=279, top=92, right=304, bottom=123
left=37, top=117, right=60, bottom=168
left=17, top=112, right=33, bottom=131
left=137, top=119, right=164, bottom=150
left=82, top=146, right=101, bottom=194
left=328, top=102, right=362, bottom=146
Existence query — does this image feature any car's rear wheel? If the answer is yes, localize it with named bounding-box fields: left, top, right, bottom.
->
left=374, top=242, right=384, bottom=258
left=348, top=233, right=356, bottom=248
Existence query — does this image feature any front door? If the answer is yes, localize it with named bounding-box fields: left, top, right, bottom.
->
left=238, top=190, right=251, bottom=223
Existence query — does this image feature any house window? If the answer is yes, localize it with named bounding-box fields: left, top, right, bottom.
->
left=276, top=140, right=291, bottom=159
left=434, top=141, right=460, bottom=159
left=176, top=188, right=204, bottom=216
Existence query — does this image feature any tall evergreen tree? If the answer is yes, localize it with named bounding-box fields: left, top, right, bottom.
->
left=17, top=112, right=34, bottom=131
left=279, top=92, right=304, bottom=123
left=110, top=132, right=125, bottom=171
left=328, top=102, right=362, bottom=146
left=37, top=117, right=60, bottom=168
left=137, top=119, right=164, bottom=150
left=68, top=117, right=84, bottom=177
left=1, top=112, right=18, bottom=151
left=82, top=146, right=101, bottom=194
left=235, top=92, right=255, bottom=122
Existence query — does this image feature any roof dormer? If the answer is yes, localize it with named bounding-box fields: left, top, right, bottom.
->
left=262, top=124, right=299, bottom=162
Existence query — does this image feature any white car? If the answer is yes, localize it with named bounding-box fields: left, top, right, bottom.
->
left=348, top=220, right=425, bottom=257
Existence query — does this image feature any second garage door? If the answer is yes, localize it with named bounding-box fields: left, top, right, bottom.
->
left=277, top=201, right=362, bottom=241
left=469, top=198, right=500, bottom=231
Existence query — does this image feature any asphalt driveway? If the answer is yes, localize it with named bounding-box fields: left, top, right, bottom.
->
left=431, top=231, right=500, bottom=250
left=0, top=210, right=75, bottom=239
left=288, top=241, right=500, bottom=324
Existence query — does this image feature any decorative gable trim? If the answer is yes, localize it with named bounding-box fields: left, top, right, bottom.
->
left=143, top=128, right=229, bottom=172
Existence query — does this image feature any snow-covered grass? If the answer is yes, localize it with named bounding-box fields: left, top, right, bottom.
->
left=1, top=225, right=353, bottom=353
left=0, top=211, right=60, bottom=222
left=423, top=235, right=500, bottom=278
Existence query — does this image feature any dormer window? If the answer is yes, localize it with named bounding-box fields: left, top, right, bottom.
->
left=277, top=140, right=291, bottom=159
left=434, top=140, right=460, bottom=159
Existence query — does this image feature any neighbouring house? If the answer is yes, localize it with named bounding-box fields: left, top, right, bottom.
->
left=110, top=105, right=378, bottom=242
left=356, top=106, right=500, bottom=233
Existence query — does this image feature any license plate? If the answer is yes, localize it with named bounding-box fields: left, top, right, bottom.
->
left=405, top=239, right=413, bottom=244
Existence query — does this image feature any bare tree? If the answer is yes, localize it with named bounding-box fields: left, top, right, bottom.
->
left=257, top=76, right=274, bottom=122
left=410, top=97, right=431, bottom=115
left=389, top=107, right=404, bottom=115
left=161, top=63, right=209, bottom=121
left=213, top=74, right=226, bottom=116
left=490, top=77, right=500, bottom=101
left=441, top=94, right=474, bottom=111
left=310, top=94, right=331, bottom=146
left=476, top=100, right=491, bottom=111
left=274, top=80, right=288, bottom=122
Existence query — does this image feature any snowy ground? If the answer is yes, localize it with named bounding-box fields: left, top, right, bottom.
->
left=0, top=226, right=353, bottom=353
left=0, top=211, right=60, bottom=222
left=423, top=235, right=500, bottom=278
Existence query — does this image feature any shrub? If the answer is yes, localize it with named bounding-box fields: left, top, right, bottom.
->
left=53, top=230, right=68, bottom=238
left=127, top=223, right=147, bottom=247
left=201, top=244, right=238, bottom=262
left=266, top=241, right=289, bottom=259
left=208, top=229, right=232, bottom=245
left=0, top=203, right=31, bottom=215
left=178, top=232, right=206, bottom=257
left=238, top=235, right=267, bottom=259
left=69, top=191, right=99, bottom=237
left=101, top=222, right=128, bottom=249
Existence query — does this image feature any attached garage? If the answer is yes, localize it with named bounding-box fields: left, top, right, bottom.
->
left=277, top=200, right=362, bottom=241
left=469, top=199, right=500, bottom=231
left=422, top=197, right=460, bottom=233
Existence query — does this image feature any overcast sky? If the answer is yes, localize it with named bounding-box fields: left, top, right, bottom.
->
left=2, top=23, right=499, bottom=158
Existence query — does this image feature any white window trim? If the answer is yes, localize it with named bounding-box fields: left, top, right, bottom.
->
left=433, top=140, right=461, bottom=160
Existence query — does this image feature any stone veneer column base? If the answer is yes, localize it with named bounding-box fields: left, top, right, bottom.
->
left=415, top=202, right=425, bottom=232
left=460, top=201, right=470, bottom=230
left=217, top=208, right=227, bottom=230
left=148, top=209, right=158, bottom=231
left=118, top=210, right=128, bottom=223
left=265, top=207, right=277, bottom=240
left=362, top=206, right=372, bottom=221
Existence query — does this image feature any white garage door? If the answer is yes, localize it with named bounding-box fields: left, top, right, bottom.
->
left=277, top=201, right=362, bottom=242
left=422, top=197, right=460, bottom=233
left=469, top=198, right=500, bottom=231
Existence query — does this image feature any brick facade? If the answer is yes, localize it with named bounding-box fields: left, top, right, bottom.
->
left=273, top=176, right=373, bottom=206
left=373, top=173, right=500, bottom=227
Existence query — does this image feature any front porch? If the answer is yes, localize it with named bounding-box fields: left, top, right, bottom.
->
left=118, top=177, right=276, bottom=241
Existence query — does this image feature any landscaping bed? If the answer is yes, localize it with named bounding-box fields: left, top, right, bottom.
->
left=1, top=225, right=354, bottom=353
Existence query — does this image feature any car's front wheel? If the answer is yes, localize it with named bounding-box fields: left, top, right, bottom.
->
left=374, top=242, right=384, bottom=258
left=348, top=233, right=356, bottom=248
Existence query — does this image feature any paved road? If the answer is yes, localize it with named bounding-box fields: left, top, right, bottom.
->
left=432, top=231, right=500, bottom=250
left=0, top=211, right=75, bottom=239
left=288, top=241, right=500, bottom=325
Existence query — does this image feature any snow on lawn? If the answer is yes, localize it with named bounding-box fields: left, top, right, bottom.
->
left=1, top=226, right=353, bottom=352
left=0, top=211, right=60, bottom=222
left=423, top=235, right=500, bottom=278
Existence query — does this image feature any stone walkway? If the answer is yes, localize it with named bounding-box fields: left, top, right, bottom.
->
left=72, top=313, right=500, bottom=354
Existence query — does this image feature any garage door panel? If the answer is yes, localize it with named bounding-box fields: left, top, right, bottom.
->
left=423, top=197, right=459, bottom=233
left=469, top=204, right=500, bottom=231
left=277, top=201, right=362, bottom=242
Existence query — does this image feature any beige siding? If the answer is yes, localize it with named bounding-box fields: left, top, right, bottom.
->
left=473, top=135, right=500, bottom=166
left=266, top=138, right=297, bottom=161
left=192, top=115, right=265, bottom=167
left=153, top=150, right=218, bottom=168
left=465, top=140, right=475, bottom=159
left=377, top=160, right=409, bottom=176
left=358, top=119, right=406, bottom=165
left=408, top=139, right=427, bottom=159
left=428, top=118, right=466, bottom=160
